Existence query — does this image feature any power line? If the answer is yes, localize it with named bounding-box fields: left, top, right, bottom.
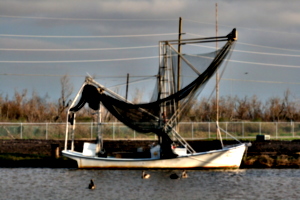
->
left=185, top=18, right=300, bottom=36
left=223, top=78, right=300, bottom=85
left=237, top=42, right=300, bottom=53
left=0, top=56, right=158, bottom=63
left=186, top=33, right=300, bottom=53
left=189, top=43, right=300, bottom=57
left=229, top=58, right=300, bottom=69
left=0, top=45, right=157, bottom=52
left=0, top=15, right=177, bottom=21
left=0, top=33, right=177, bottom=38
left=2, top=41, right=299, bottom=59
left=2, top=15, right=299, bottom=37
left=1, top=51, right=300, bottom=67
left=0, top=73, right=84, bottom=77
left=233, top=49, right=300, bottom=58
left=187, top=54, right=300, bottom=69
left=3, top=72, right=299, bottom=86
left=0, top=73, right=156, bottom=78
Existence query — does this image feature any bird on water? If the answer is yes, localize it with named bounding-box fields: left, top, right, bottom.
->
left=89, top=179, right=96, bottom=190
left=181, top=170, right=188, bottom=178
left=141, top=171, right=150, bottom=179
left=170, top=173, right=179, bottom=179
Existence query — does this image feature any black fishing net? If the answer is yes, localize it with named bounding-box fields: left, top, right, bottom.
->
left=69, top=30, right=236, bottom=158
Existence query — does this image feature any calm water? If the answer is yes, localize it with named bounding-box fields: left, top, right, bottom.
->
left=1, top=168, right=300, bottom=200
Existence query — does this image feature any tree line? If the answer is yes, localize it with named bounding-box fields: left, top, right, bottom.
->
left=0, top=85, right=299, bottom=123
left=188, top=90, right=300, bottom=122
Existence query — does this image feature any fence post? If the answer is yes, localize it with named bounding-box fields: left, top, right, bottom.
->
left=46, top=123, right=48, bottom=140
left=259, top=122, right=261, bottom=135
left=192, top=122, right=194, bottom=139
left=113, top=123, right=115, bottom=140
left=91, top=122, right=93, bottom=139
left=292, top=121, right=295, bottom=138
left=208, top=122, right=210, bottom=139
left=276, top=122, right=278, bottom=139
left=20, top=123, right=23, bottom=139
left=225, top=122, right=228, bottom=139
left=242, top=121, right=244, bottom=138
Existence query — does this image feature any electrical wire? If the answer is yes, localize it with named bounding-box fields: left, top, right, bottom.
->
left=0, top=15, right=177, bottom=21
left=222, top=78, right=300, bottom=85
left=0, top=73, right=156, bottom=78
left=186, top=33, right=300, bottom=53
left=188, top=43, right=300, bottom=58
left=237, top=42, right=300, bottom=53
left=185, top=18, right=300, bottom=36
left=0, top=33, right=178, bottom=38
left=0, top=45, right=157, bottom=52
left=0, top=56, right=158, bottom=63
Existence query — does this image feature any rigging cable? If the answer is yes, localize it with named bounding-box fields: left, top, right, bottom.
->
left=186, top=33, right=300, bottom=52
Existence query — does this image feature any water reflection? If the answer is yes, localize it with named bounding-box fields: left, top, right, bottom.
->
left=0, top=168, right=299, bottom=200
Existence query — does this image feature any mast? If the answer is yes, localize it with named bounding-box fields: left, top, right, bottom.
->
left=216, top=3, right=219, bottom=124
left=216, top=3, right=224, bottom=148
left=96, top=105, right=103, bottom=155
left=177, top=17, right=182, bottom=132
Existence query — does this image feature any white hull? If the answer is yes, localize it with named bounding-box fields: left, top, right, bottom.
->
left=62, top=143, right=247, bottom=169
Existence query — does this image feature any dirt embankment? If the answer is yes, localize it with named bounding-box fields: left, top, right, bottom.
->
left=1, top=139, right=300, bottom=168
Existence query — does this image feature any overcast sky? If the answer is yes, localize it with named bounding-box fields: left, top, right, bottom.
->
left=1, top=0, right=300, bottom=103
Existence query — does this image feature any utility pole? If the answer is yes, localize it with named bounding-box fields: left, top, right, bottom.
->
left=216, top=3, right=219, bottom=126
left=177, top=17, right=182, bottom=93
left=125, top=73, right=129, bottom=101
left=177, top=17, right=182, bottom=132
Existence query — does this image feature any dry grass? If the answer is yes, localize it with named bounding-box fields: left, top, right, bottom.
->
left=243, top=154, right=300, bottom=168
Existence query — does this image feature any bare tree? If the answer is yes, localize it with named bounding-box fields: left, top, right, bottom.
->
left=235, top=96, right=250, bottom=120
left=54, top=75, right=73, bottom=121
left=282, top=89, right=297, bottom=121
left=265, top=97, right=283, bottom=122
left=248, top=95, right=263, bottom=121
left=219, top=96, right=237, bottom=121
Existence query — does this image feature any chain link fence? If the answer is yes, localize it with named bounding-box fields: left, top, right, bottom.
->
left=0, top=122, right=300, bottom=140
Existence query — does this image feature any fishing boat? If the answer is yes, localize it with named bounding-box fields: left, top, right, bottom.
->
left=62, top=28, right=250, bottom=169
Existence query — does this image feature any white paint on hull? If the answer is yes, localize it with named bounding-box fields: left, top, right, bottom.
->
left=62, top=143, right=247, bottom=169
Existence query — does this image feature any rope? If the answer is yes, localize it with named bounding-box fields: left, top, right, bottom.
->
left=217, top=126, right=242, bottom=144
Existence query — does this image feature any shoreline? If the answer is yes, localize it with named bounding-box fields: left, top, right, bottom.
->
left=1, top=139, right=300, bottom=168
left=1, top=153, right=300, bottom=169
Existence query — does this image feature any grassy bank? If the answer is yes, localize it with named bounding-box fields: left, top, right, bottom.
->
left=0, top=153, right=77, bottom=168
